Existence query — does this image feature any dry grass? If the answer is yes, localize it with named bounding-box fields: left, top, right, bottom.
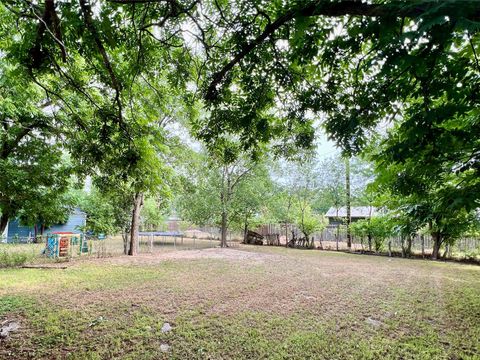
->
left=1, top=245, right=479, bottom=359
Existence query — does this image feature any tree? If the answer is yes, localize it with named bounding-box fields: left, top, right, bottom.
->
left=178, top=146, right=267, bottom=248
left=207, top=0, right=479, bottom=259
left=3, top=1, right=479, bottom=260
left=350, top=220, right=369, bottom=251
left=390, top=211, right=420, bottom=258
left=140, top=197, right=168, bottom=231
left=351, top=216, right=392, bottom=253
left=368, top=216, right=393, bottom=253
left=293, top=203, right=325, bottom=248
left=0, top=61, right=74, bottom=234
left=79, top=189, right=121, bottom=236
left=291, top=158, right=322, bottom=248
left=2, top=0, right=197, bottom=255
left=270, top=156, right=328, bottom=247
left=314, top=155, right=374, bottom=213
left=197, top=0, right=479, bottom=153
left=228, top=164, right=274, bottom=242
left=371, top=156, right=479, bottom=259
left=18, top=185, right=79, bottom=241
left=265, top=188, right=296, bottom=247
left=195, top=1, right=480, bottom=235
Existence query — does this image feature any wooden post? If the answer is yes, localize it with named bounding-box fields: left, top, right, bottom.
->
left=336, top=230, right=339, bottom=251
left=345, top=157, right=352, bottom=249
left=285, top=223, right=288, bottom=248
left=421, top=235, right=425, bottom=258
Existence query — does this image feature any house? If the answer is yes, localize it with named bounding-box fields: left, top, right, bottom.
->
left=4, top=208, right=86, bottom=243
left=325, top=206, right=377, bottom=226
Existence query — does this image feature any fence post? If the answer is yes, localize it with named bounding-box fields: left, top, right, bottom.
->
left=421, top=235, right=425, bottom=258
left=150, top=234, right=153, bottom=253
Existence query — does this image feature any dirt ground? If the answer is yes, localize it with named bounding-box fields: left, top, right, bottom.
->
left=1, top=245, right=479, bottom=359
left=83, top=247, right=280, bottom=265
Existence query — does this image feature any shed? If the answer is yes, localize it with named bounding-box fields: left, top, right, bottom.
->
left=325, top=206, right=377, bottom=226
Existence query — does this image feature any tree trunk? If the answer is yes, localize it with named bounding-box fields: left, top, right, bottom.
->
left=34, top=224, right=38, bottom=243
left=243, top=217, right=248, bottom=244
left=345, top=157, right=351, bottom=249
left=220, top=211, right=228, bottom=248
left=0, top=213, right=9, bottom=236
left=122, top=229, right=129, bottom=255
left=367, top=234, right=372, bottom=252
left=406, top=235, right=413, bottom=258
left=431, top=232, right=442, bottom=260
left=128, top=192, right=144, bottom=256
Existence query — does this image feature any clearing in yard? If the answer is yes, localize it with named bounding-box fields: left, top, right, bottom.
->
left=0, top=246, right=479, bottom=359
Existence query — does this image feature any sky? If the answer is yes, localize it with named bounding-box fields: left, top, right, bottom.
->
left=315, top=130, right=340, bottom=160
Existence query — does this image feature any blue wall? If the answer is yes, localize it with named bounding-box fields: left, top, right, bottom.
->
left=6, top=208, right=86, bottom=243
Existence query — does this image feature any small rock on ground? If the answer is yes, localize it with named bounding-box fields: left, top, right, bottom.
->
left=365, top=317, right=383, bottom=328
left=0, top=321, right=20, bottom=339
left=161, top=322, right=172, bottom=333
left=160, top=344, right=170, bottom=352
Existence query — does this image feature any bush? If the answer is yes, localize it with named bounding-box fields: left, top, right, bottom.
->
left=0, top=250, right=31, bottom=268
left=464, top=246, right=480, bottom=261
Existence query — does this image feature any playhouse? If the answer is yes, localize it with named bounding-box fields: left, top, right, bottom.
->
left=44, top=232, right=92, bottom=258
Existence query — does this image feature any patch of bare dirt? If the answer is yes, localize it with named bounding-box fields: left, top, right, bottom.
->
left=75, top=247, right=282, bottom=267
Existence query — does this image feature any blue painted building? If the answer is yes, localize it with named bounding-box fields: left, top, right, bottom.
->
left=4, top=208, right=86, bottom=243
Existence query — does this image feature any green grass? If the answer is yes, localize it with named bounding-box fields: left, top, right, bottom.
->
left=0, top=243, right=44, bottom=268
left=1, top=246, right=479, bottom=359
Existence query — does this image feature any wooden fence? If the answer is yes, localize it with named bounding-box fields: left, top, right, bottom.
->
left=253, top=223, right=480, bottom=255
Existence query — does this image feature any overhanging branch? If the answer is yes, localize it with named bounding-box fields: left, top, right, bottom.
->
left=204, top=0, right=478, bottom=101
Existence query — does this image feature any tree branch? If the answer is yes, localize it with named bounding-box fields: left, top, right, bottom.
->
left=79, top=0, right=123, bottom=122
left=204, top=0, right=477, bottom=101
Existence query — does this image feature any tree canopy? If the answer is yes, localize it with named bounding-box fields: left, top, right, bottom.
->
left=1, top=0, right=479, bottom=257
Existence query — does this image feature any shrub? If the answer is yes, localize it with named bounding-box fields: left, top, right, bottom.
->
left=0, top=250, right=31, bottom=268
left=464, top=246, right=480, bottom=261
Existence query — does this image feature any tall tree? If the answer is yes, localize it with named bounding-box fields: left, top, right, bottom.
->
left=178, top=146, right=266, bottom=247
left=0, top=60, right=73, bottom=234
left=2, top=0, right=199, bottom=254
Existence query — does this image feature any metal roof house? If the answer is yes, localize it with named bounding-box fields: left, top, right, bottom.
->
left=325, top=206, right=377, bottom=226
left=2, top=207, right=86, bottom=243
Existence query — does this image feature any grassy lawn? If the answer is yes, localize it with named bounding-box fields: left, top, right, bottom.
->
left=1, top=246, right=479, bottom=359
